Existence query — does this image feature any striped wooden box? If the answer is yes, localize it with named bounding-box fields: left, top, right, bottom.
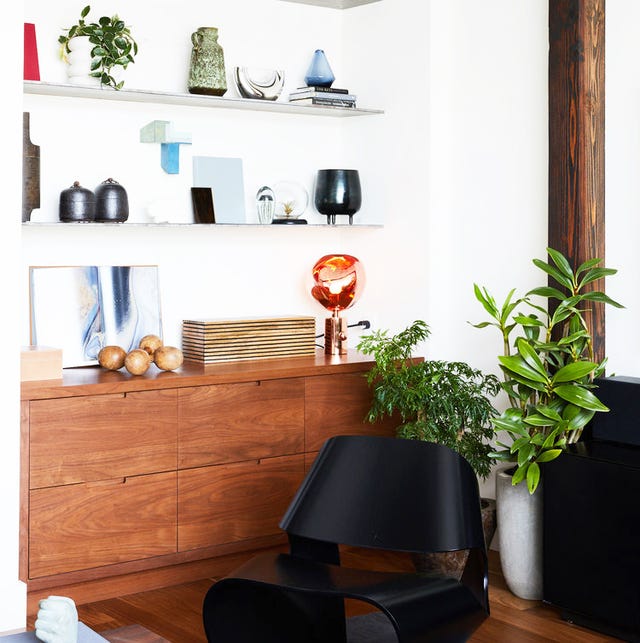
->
left=182, top=316, right=317, bottom=363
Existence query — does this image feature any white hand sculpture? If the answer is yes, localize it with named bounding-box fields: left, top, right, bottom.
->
left=34, top=595, right=78, bottom=643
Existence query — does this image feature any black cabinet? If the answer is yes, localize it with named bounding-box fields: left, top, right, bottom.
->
left=543, top=376, right=640, bottom=642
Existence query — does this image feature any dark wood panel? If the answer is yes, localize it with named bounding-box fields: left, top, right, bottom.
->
left=178, top=455, right=304, bottom=551
left=20, top=400, right=30, bottom=582
left=29, top=390, right=178, bottom=488
left=29, top=472, right=177, bottom=578
left=25, top=535, right=287, bottom=610
left=305, top=372, right=396, bottom=452
left=548, top=0, right=606, bottom=361
left=178, top=379, right=304, bottom=469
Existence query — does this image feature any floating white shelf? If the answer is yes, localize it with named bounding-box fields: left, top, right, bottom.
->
left=278, top=0, right=381, bottom=8
left=23, top=81, right=384, bottom=118
left=22, top=221, right=383, bottom=229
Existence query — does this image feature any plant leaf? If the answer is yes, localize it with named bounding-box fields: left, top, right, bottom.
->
left=499, top=354, right=548, bottom=383
left=546, top=248, right=575, bottom=282
left=533, top=258, right=573, bottom=290
left=527, top=286, right=566, bottom=300
left=527, top=461, right=541, bottom=494
left=473, top=284, right=499, bottom=319
left=551, top=361, right=598, bottom=383
left=515, top=338, right=547, bottom=377
left=554, top=384, right=609, bottom=411
left=579, top=291, right=624, bottom=308
left=578, top=267, right=617, bottom=289
left=512, top=463, right=528, bottom=486
left=576, top=257, right=602, bottom=274
left=517, top=443, right=534, bottom=466
left=535, top=449, right=563, bottom=463
left=535, top=405, right=563, bottom=422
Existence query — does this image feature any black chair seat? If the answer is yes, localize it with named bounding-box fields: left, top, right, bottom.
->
left=203, top=436, right=490, bottom=643
left=213, top=550, right=479, bottom=610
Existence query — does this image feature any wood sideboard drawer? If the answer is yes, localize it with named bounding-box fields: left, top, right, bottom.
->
left=29, top=389, right=178, bottom=489
left=305, top=373, right=397, bottom=452
left=29, top=471, right=177, bottom=578
left=178, top=379, right=304, bottom=469
left=177, top=454, right=305, bottom=552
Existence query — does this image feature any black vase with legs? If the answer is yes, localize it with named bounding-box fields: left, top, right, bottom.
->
left=314, top=169, right=361, bottom=225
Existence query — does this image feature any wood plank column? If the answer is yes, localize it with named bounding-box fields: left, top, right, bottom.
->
left=548, top=0, right=606, bottom=361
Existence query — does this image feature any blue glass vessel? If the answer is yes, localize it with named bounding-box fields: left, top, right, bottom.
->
left=304, top=49, right=335, bottom=87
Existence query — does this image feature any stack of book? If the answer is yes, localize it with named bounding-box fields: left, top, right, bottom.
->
left=288, top=86, right=357, bottom=108
left=182, top=316, right=317, bottom=364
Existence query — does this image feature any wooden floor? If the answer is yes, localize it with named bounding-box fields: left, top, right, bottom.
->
left=53, top=551, right=622, bottom=642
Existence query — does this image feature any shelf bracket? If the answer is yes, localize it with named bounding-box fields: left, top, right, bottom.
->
left=140, top=120, right=192, bottom=174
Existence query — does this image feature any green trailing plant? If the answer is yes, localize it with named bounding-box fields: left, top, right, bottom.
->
left=472, top=247, right=623, bottom=494
left=58, top=5, right=138, bottom=90
left=356, top=320, right=501, bottom=479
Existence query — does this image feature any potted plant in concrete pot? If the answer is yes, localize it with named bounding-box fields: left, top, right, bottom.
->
left=58, top=5, right=138, bottom=90
left=472, top=247, right=622, bottom=599
left=356, top=319, right=501, bottom=578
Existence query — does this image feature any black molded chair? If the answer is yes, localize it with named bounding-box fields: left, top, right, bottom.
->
left=202, top=435, right=489, bottom=642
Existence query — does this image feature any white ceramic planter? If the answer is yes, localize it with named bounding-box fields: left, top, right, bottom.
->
left=495, top=468, right=543, bottom=600
left=66, top=37, right=101, bottom=87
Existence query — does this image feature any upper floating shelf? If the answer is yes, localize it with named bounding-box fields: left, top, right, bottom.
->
left=279, top=0, right=381, bottom=8
left=23, top=81, right=384, bottom=118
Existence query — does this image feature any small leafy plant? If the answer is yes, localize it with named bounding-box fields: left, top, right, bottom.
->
left=357, top=320, right=501, bottom=479
left=59, top=5, right=138, bottom=90
left=472, top=247, right=623, bottom=494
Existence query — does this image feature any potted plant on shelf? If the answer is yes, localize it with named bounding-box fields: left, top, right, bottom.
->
left=58, top=5, right=138, bottom=90
left=356, top=319, right=501, bottom=577
left=471, top=246, right=623, bottom=599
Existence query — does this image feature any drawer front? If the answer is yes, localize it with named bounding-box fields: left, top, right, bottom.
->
left=29, top=471, right=177, bottom=578
left=178, top=454, right=304, bottom=552
left=29, top=390, right=178, bottom=489
left=305, top=372, right=396, bottom=452
left=178, top=379, right=304, bottom=469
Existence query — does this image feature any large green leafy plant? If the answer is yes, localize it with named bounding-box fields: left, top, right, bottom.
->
left=472, top=247, right=623, bottom=494
left=357, top=320, right=501, bottom=479
left=59, top=5, right=138, bottom=90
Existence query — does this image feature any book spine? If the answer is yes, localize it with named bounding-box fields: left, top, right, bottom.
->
left=294, top=97, right=357, bottom=108
left=290, top=92, right=357, bottom=101
left=297, top=85, right=349, bottom=94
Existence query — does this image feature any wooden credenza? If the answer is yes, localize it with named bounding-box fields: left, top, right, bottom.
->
left=20, top=351, right=395, bottom=613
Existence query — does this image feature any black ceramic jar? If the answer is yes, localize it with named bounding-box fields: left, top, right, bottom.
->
left=59, top=181, right=95, bottom=222
left=314, top=169, right=362, bottom=225
left=94, top=178, right=129, bottom=222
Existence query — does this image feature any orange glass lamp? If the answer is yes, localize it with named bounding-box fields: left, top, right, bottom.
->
left=311, top=254, right=365, bottom=355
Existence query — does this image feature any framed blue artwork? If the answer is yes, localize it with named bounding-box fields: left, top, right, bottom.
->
left=29, top=265, right=162, bottom=367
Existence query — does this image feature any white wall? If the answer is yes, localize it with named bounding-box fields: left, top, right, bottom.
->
left=5, top=0, right=549, bottom=629
left=605, top=1, right=640, bottom=378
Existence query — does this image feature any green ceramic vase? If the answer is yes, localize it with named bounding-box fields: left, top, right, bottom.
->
left=188, top=27, right=227, bottom=96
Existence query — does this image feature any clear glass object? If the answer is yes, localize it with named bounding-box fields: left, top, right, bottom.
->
left=273, top=181, right=309, bottom=219
left=256, top=185, right=275, bottom=224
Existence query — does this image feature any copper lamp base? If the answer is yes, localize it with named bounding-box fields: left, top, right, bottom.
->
left=324, top=312, right=348, bottom=355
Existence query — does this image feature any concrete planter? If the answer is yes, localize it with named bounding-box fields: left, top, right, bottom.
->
left=495, top=468, right=543, bottom=600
